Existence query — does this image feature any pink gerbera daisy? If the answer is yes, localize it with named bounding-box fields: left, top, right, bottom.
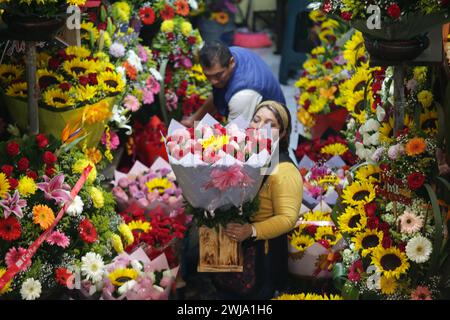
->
left=5, top=247, right=31, bottom=270
left=411, top=286, right=432, bottom=300
left=46, top=230, right=70, bottom=248
left=398, top=211, right=423, bottom=234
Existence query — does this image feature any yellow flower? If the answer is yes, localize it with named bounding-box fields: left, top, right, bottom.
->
left=80, top=22, right=100, bottom=41
left=98, top=71, right=125, bottom=94
left=65, top=45, right=91, bottom=59
left=42, top=88, right=74, bottom=108
left=315, top=226, right=341, bottom=246
left=181, top=21, right=193, bottom=37
left=380, top=275, right=397, bottom=295
left=320, top=143, right=348, bottom=156
left=72, top=158, right=97, bottom=183
left=82, top=100, right=112, bottom=125
left=309, top=10, right=326, bottom=23
left=89, top=186, right=104, bottom=209
left=161, top=20, right=175, bottom=33
left=62, top=58, right=97, bottom=79
left=0, top=64, right=23, bottom=84
left=146, top=177, right=173, bottom=194
left=111, top=234, right=124, bottom=254
left=297, top=108, right=315, bottom=128
left=0, top=268, right=12, bottom=295
left=84, top=147, right=102, bottom=164
left=343, top=31, right=366, bottom=67
left=67, top=0, right=87, bottom=5
left=274, top=293, right=343, bottom=300
left=0, top=173, right=10, bottom=199
left=112, top=1, right=131, bottom=22
left=18, top=176, right=37, bottom=197
left=37, top=69, right=64, bottom=88
left=420, top=111, right=438, bottom=135
left=379, top=115, right=413, bottom=144
left=417, top=90, right=433, bottom=109
left=32, top=204, right=55, bottom=230
left=201, top=134, right=230, bottom=151
left=308, top=97, right=327, bottom=114
left=372, top=246, right=410, bottom=279
left=346, top=90, right=374, bottom=124
left=303, top=59, right=319, bottom=75
left=352, top=229, right=384, bottom=257
left=311, top=46, right=326, bottom=55
left=37, top=52, right=51, bottom=69
left=6, top=82, right=27, bottom=98
left=118, top=223, right=134, bottom=246
left=355, top=164, right=381, bottom=184
left=295, top=77, right=309, bottom=89
left=74, top=85, right=98, bottom=102
left=128, top=220, right=151, bottom=234
left=338, top=206, right=367, bottom=234
left=189, top=64, right=207, bottom=82
left=108, top=268, right=138, bottom=287
left=342, top=181, right=376, bottom=207
left=413, top=67, right=427, bottom=82
left=290, top=233, right=314, bottom=252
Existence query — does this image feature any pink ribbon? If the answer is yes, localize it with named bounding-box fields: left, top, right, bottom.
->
left=204, top=165, right=254, bottom=191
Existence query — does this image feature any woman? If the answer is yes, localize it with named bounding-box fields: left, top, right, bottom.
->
left=213, top=100, right=303, bottom=300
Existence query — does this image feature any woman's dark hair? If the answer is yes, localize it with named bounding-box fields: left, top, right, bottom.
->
left=199, top=41, right=232, bottom=68
left=257, top=102, right=292, bottom=153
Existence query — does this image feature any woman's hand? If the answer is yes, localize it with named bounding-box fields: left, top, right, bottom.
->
left=224, top=223, right=253, bottom=242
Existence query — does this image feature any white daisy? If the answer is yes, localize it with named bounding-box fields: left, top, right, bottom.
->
left=20, top=278, right=42, bottom=300
left=66, top=195, right=84, bottom=216
left=81, top=252, right=105, bottom=283
left=406, top=236, right=432, bottom=263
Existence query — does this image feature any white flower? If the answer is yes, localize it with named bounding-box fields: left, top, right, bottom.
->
left=115, top=66, right=127, bottom=83
left=20, top=278, right=42, bottom=300
left=406, top=236, right=432, bottom=263
left=376, top=106, right=386, bottom=122
left=127, top=50, right=143, bottom=72
left=188, top=0, right=198, bottom=10
left=150, top=68, right=162, bottom=81
left=131, top=260, right=143, bottom=272
left=81, top=252, right=105, bottom=283
left=365, top=118, right=380, bottom=133
left=146, top=271, right=156, bottom=283
left=162, top=270, right=173, bottom=279
left=118, top=280, right=137, bottom=295
left=347, top=118, right=356, bottom=131
left=153, top=285, right=164, bottom=292
left=111, top=104, right=132, bottom=135
left=66, top=195, right=84, bottom=217
left=368, top=132, right=380, bottom=146
left=7, top=124, right=20, bottom=137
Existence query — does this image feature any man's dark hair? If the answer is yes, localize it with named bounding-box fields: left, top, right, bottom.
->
left=199, top=41, right=232, bottom=68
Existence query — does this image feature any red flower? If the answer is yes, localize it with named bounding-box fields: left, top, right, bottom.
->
left=59, top=82, right=72, bottom=91
left=48, top=58, right=61, bottom=70
left=364, top=202, right=377, bottom=217
left=35, top=134, right=49, bottom=148
left=379, top=222, right=390, bottom=233
left=317, top=239, right=330, bottom=249
left=79, top=76, right=89, bottom=86
left=78, top=219, right=98, bottom=243
left=43, top=151, right=57, bottom=165
left=45, top=166, right=56, bottom=177
left=407, top=172, right=425, bottom=190
left=26, top=170, right=38, bottom=180
left=382, top=235, right=392, bottom=249
left=322, top=0, right=332, bottom=13
left=8, top=178, right=18, bottom=189
left=367, top=217, right=379, bottom=230
left=97, top=22, right=107, bottom=31
left=348, top=260, right=363, bottom=282
left=6, top=141, right=20, bottom=156
left=305, top=225, right=317, bottom=236
left=398, top=241, right=407, bottom=252
left=187, top=36, right=197, bottom=45
left=88, top=73, right=98, bottom=85
left=1, top=165, right=14, bottom=177
left=175, top=0, right=190, bottom=16
left=17, top=157, right=30, bottom=172
left=341, top=11, right=352, bottom=21
left=56, top=267, right=73, bottom=287
left=387, top=3, right=401, bottom=19
left=160, top=4, right=175, bottom=20
left=0, top=217, right=21, bottom=241
left=139, top=6, right=156, bottom=25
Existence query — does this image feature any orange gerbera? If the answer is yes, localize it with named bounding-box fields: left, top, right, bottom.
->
left=405, top=137, right=426, bottom=156
left=123, top=61, right=137, bottom=81
left=213, top=12, right=229, bottom=25
left=175, top=0, right=190, bottom=16
left=33, top=204, right=55, bottom=230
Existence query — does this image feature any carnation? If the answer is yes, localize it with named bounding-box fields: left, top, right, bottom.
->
left=109, top=42, right=126, bottom=58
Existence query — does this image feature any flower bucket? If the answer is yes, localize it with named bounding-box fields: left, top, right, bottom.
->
left=1, top=91, right=117, bottom=148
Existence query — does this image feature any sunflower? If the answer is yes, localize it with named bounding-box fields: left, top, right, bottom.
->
left=352, top=229, right=383, bottom=257
left=405, top=137, right=426, bottom=156
left=146, top=177, right=173, bottom=194
left=0, top=268, right=12, bottom=295
left=308, top=96, right=327, bottom=114
left=309, top=10, right=326, bottom=23
left=65, top=46, right=91, bottom=59
left=128, top=220, right=151, bottom=234
left=379, top=115, right=413, bottom=144
left=42, top=88, right=74, bottom=108
left=290, top=234, right=314, bottom=252
left=314, top=226, right=341, bottom=246
left=340, top=67, right=371, bottom=96
left=32, top=204, right=55, bottom=230
left=118, top=223, right=134, bottom=246
left=355, top=164, right=381, bottom=183
left=346, top=90, right=373, bottom=124
left=342, top=181, right=376, bottom=207
left=0, top=64, right=23, bottom=84
left=338, top=206, right=367, bottom=234
left=62, top=58, right=97, bottom=79
left=108, top=268, right=139, bottom=287
left=319, top=28, right=337, bottom=45
left=343, top=31, right=366, bottom=67
left=81, top=22, right=99, bottom=41
left=6, top=82, right=27, bottom=98
left=98, top=71, right=125, bottom=94
left=420, top=111, right=438, bottom=135
left=372, top=246, right=410, bottom=279
left=380, top=275, right=397, bottom=295
left=0, top=173, right=10, bottom=199
left=74, top=85, right=98, bottom=102
left=320, top=142, right=348, bottom=156
left=37, top=69, right=64, bottom=89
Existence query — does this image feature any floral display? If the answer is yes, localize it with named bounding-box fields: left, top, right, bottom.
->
left=0, top=0, right=86, bottom=17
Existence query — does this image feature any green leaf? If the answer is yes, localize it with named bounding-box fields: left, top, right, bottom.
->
left=424, top=184, right=444, bottom=277
left=342, top=280, right=359, bottom=300
left=437, top=177, right=450, bottom=193
left=332, top=263, right=347, bottom=291
left=159, top=59, right=169, bottom=126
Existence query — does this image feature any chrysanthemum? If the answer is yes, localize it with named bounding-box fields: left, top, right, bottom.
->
left=352, top=229, right=383, bottom=257
left=161, top=19, right=175, bottom=33
left=81, top=252, right=105, bottom=283
left=338, top=206, right=367, bottom=234
left=181, top=21, right=193, bottom=37
left=372, top=246, right=410, bottom=279
left=0, top=268, right=12, bottom=295
left=417, top=90, right=433, bottom=109
left=89, top=186, right=104, bottom=209
left=32, top=204, right=55, bottom=230
left=108, top=268, right=139, bottom=287
left=111, top=234, right=124, bottom=254
left=380, top=275, right=397, bottom=295
left=0, top=216, right=21, bottom=241
left=72, top=158, right=97, bottom=183
left=17, top=176, right=37, bottom=197
left=6, top=82, right=27, bottom=98
left=406, top=236, right=432, bottom=264
left=66, top=195, right=83, bottom=216
left=5, top=246, right=30, bottom=270
left=0, top=172, right=10, bottom=198
left=398, top=211, right=423, bottom=234
left=46, top=230, right=70, bottom=248
left=146, top=177, right=173, bottom=195
left=128, top=220, right=151, bottom=234
left=118, top=223, right=134, bottom=246
left=20, top=278, right=42, bottom=300
left=342, top=181, right=377, bottom=207
left=411, top=286, right=432, bottom=300
left=405, top=137, right=426, bottom=156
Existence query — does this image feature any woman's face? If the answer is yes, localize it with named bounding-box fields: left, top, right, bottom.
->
left=250, top=106, right=284, bottom=141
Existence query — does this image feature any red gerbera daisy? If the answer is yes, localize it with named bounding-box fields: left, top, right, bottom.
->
left=175, top=0, right=190, bottom=16
left=78, top=219, right=98, bottom=243
left=139, top=7, right=156, bottom=25
left=0, top=216, right=21, bottom=241
left=160, top=4, right=175, bottom=20
left=55, top=267, right=73, bottom=287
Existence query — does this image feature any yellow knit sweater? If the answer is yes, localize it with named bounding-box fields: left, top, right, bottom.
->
left=251, top=162, right=303, bottom=240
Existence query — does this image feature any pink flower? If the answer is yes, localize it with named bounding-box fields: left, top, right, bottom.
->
left=411, top=286, right=432, bottom=300
left=113, top=186, right=129, bottom=204
left=124, top=95, right=141, bottom=112
left=0, top=190, right=27, bottom=219
left=204, top=165, right=254, bottom=191
left=102, top=130, right=120, bottom=150
left=5, top=247, right=31, bottom=270
left=46, top=230, right=70, bottom=248
left=348, top=260, right=363, bottom=282
left=37, top=173, right=72, bottom=204
left=147, top=76, right=160, bottom=94
left=165, top=92, right=178, bottom=112
left=142, top=89, right=155, bottom=105
left=398, top=211, right=423, bottom=234
left=137, top=45, right=148, bottom=63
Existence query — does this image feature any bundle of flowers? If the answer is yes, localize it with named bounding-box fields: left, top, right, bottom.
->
left=0, top=0, right=86, bottom=18
left=113, top=157, right=183, bottom=214
left=273, top=292, right=343, bottom=300
left=165, top=114, right=275, bottom=216
left=0, top=134, right=120, bottom=300
left=136, top=0, right=195, bottom=26
left=288, top=208, right=344, bottom=278
left=77, top=247, right=178, bottom=300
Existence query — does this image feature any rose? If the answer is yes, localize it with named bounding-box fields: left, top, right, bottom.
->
left=407, top=172, right=425, bottom=190
left=1, top=165, right=14, bottom=177
left=6, top=141, right=19, bottom=156
left=45, top=166, right=56, bottom=177
left=35, top=134, right=48, bottom=148
left=364, top=202, right=377, bottom=217
left=17, top=157, right=30, bottom=172
left=387, top=3, right=401, bottom=19
left=43, top=151, right=57, bottom=165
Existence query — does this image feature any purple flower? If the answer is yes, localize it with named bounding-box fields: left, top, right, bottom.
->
left=137, top=45, right=148, bottom=63
left=371, top=147, right=385, bottom=163
left=0, top=190, right=27, bottom=219
left=109, top=42, right=126, bottom=58
left=129, top=184, right=146, bottom=199
left=113, top=186, right=129, bottom=204
left=388, top=144, right=404, bottom=160
left=37, top=173, right=72, bottom=204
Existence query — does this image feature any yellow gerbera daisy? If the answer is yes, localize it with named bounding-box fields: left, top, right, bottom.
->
left=98, top=71, right=125, bottom=94
left=320, top=143, right=348, bottom=156
left=0, top=64, right=23, bottom=84
left=128, top=220, right=151, bottom=234
left=108, top=268, right=138, bottom=287
left=338, top=206, right=367, bottom=234
left=352, top=229, right=383, bottom=257
left=17, top=176, right=37, bottom=197
left=380, top=275, right=397, bottom=295
left=111, top=234, right=124, bottom=254
left=118, top=223, right=134, bottom=246
left=355, top=164, right=381, bottom=184
left=342, top=181, right=376, bottom=207
left=146, top=177, right=173, bottom=194
left=32, top=204, right=55, bottom=230
left=42, top=88, right=74, bottom=108
left=372, top=246, right=410, bottom=279
left=0, top=268, right=12, bottom=295
left=6, top=82, right=27, bottom=98
left=0, top=173, right=10, bottom=199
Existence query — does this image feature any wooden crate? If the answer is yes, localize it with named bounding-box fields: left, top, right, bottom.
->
left=198, top=225, right=243, bottom=272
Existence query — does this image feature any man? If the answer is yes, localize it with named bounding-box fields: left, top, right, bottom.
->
left=181, top=41, right=286, bottom=126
